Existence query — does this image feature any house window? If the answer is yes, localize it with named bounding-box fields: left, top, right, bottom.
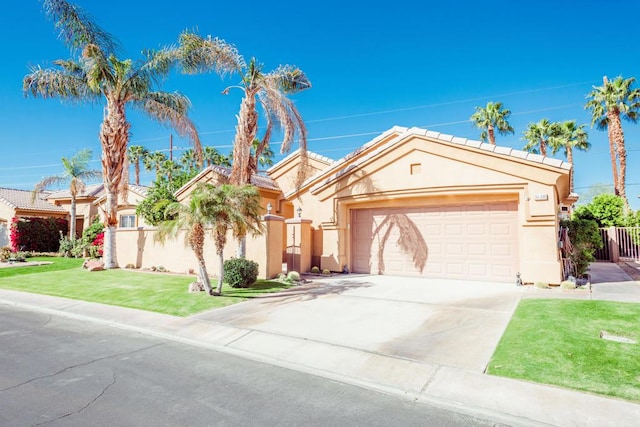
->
left=120, top=214, right=136, bottom=228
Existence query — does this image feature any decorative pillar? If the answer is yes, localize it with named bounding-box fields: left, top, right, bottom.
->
left=285, top=216, right=312, bottom=274
left=262, top=214, right=284, bottom=279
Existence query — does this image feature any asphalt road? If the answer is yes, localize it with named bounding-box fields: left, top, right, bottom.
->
left=0, top=305, right=504, bottom=427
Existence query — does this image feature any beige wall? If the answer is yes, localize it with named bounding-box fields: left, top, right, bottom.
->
left=114, top=215, right=284, bottom=280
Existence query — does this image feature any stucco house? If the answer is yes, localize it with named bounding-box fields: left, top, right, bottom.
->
left=0, top=187, right=69, bottom=247
left=116, top=126, right=575, bottom=285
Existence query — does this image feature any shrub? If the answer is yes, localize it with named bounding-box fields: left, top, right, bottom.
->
left=224, top=258, right=259, bottom=288
left=310, top=266, right=320, bottom=274
left=10, top=216, right=68, bottom=252
left=562, top=218, right=602, bottom=277
left=560, top=280, right=576, bottom=290
left=534, top=281, right=550, bottom=289
left=287, top=271, right=301, bottom=282
left=0, top=246, right=12, bottom=262
left=322, top=269, right=331, bottom=275
left=14, top=252, right=28, bottom=262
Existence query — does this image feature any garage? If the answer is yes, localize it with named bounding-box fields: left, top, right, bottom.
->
left=351, top=201, right=519, bottom=282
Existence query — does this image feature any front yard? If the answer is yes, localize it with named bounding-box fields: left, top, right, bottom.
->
left=487, top=299, right=640, bottom=402
left=0, top=257, right=290, bottom=317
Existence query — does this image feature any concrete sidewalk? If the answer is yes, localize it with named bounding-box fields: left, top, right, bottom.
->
left=1, top=266, right=640, bottom=426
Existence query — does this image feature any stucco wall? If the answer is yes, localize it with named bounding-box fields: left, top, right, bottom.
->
left=114, top=215, right=284, bottom=280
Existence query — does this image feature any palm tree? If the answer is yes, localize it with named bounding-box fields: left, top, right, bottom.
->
left=154, top=185, right=216, bottom=295
left=180, top=148, right=199, bottom=172
left=203, top=146, right=230, bottom=167
left=522, top=119, right=560, bottom=157
left=550, top=121, right=590, bottom=194
left=250, top=138, right=275, bottom=174
left=32, top=149, right=101, bottom=240
left=143, top=151, right=169, bottom=180
left=470, top=101, right=515, bottom=145
left=127, top=145, right=149, bottom=185
left=585, top=75, right=640, bottom=209
left=158, top=159, right=182, bottom=181
left=202, top=184, right=263, bottom=295
left=178, top=32, right=311, bottom=185
left=24, top=0, right=201, bottom=269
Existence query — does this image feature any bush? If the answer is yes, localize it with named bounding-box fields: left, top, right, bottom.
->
left=10, top=216, right=68, bottom=252
left=560, top=280, right=576, bottom=290
left=224, top=258, right=259, bottom=288
left=562, top=218, right=602, bottom=277
left=287, top=271, right=301, bottom=282
left=310, top=266, right=320, bottom=274
left=534, top=281, right=550, bottom=289
left=322, top=269, right=331, bottom=275
left=0, top=246, right=11, bottom=262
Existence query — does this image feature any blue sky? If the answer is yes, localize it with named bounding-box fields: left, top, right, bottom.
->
left=2, top=1, right=640, bottom=208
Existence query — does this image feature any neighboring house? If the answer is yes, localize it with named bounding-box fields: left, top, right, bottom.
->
left=117, top=126, right=575, bottom=285
left=93, top=184, right=151, bottom=229
left=46, top=183, right=105, bottom=236
left=0, top=187, right=68, bottom=247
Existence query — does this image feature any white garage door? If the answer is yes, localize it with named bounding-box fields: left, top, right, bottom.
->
left=351, top=202, right=519, bottom=282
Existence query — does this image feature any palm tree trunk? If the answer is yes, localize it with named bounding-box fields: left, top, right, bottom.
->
left=134, top=161, right=140, bottom=186
left=540, top=139, right=547, bottom=157
left=70, top=196, right=77, bottom=241
left=567, top=147, right=574, bottom=194
left=230, top=92, right=258, bottom=186
left=196, top=257, right=213, bottom=295
left=100, top=99, right=130, bottom=269
left=215, top=249, right=224, bottom=296
left=610, top=112, right=630, bottom=210
left=488, top=125, right=496, bottom=145
left=606, top=111, right=620, bottom=196
left=103, top=191, right=118, bottom=268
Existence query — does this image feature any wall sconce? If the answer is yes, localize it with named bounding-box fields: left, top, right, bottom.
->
left=297, top=206, right=302, bottom=218
left=266, top=202, right=272, bottom=215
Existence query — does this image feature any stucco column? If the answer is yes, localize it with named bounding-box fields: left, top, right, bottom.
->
left=285, top=217, right=312, bottom=274
left=608, top=226, right=619, bottom=263
left=262, top=214, right=284, bottom=279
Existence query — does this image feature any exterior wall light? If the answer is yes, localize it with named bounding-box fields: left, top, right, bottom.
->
left=297, top=206, right=302, bottom=218
left=266, top=202, right=272, bottom=215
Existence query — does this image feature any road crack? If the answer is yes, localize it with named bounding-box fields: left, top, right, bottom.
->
left=32, top=372, right=117, bottom=426
left=0, top=342, right=165, bottom=392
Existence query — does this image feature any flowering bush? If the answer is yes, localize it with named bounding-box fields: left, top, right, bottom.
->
left=90, top=231, right=104, bottom=258
left=10, top=216, right=68, bottom=252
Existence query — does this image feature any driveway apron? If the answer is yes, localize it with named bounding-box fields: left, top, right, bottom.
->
left=193, top=276, right=525, bottom=372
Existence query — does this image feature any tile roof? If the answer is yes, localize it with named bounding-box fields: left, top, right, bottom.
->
left=0, top=187, right=67, bottom=213
left=46, top=183, right=105, bottom=200
left=176, top=165, right=281, bottom=197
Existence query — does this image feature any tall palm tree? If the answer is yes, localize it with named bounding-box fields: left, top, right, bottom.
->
left=178, top=32, right=311, bottom=185
left=127, top=145, right=149, bottom=185
left=470, top=101, right=515, bottom=145
left=143, top=151, right=169, bottom=180
left=522, top=119, right=560, bottom=157
left=24, top=0, right=201, bottom=269
left=585, top=75, right=640, bottom=209
left=550, top=121, right=590, bottom=194
left=32, top=149, right=101, bottom=240
left=202, top=184, right=263, bottom=295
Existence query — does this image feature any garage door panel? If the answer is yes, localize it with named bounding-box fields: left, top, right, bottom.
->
left=351, top=202, right=518, bottom=282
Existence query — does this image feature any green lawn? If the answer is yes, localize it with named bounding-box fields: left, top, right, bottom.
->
left=0, top=257, right=290, bottom=317
left=487, top=299, right=640, bottom=402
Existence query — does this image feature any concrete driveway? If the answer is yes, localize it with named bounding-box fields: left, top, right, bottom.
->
left=194, top=275, right=525, bottom=372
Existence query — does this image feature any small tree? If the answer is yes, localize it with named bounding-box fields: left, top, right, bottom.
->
left=562, top=218, right=602, bottom=277
left=574, top=193, right=625, bottom=227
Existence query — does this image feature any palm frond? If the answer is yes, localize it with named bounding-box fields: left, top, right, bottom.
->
left=43, top=0, right=119, bottom=54
left=178, top=31, right=243, bottom=76
left=23, top=67, right=95, bottom=100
